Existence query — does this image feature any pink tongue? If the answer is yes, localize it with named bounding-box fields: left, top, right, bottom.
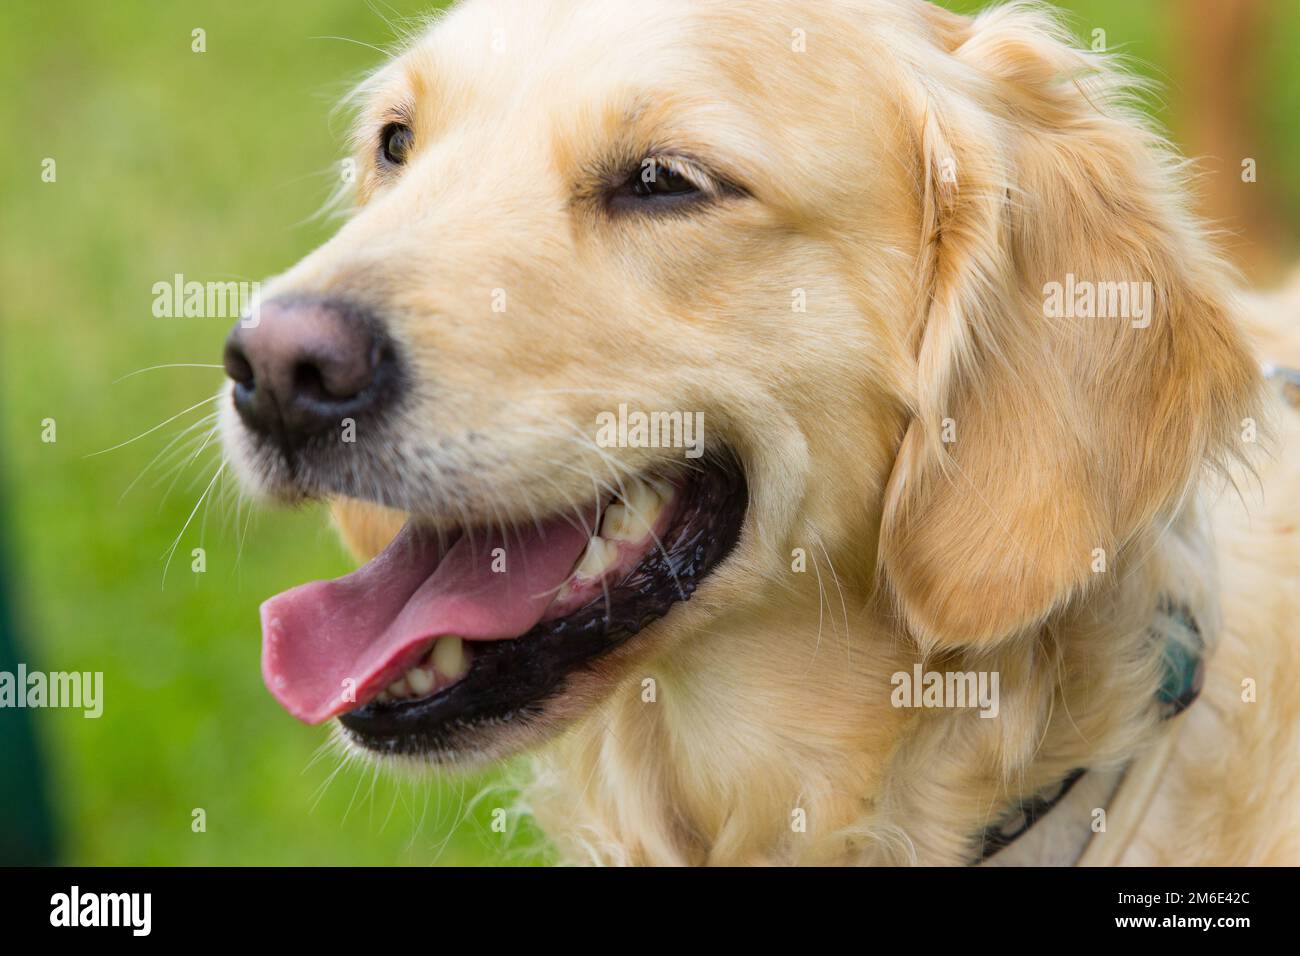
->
left=260, top=514, right=593, bottom=724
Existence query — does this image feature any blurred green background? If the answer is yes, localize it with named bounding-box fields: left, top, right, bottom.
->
left=1, top=0, right=1297, bottom=865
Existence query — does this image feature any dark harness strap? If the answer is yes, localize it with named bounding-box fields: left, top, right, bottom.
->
left=974, top=598, right=1204, bottom=863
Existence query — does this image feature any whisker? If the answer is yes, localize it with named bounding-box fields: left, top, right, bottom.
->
left=155, top=422, right=221, bottom=507
left=309, top=34, right=392, bottom=56
left=86, top=394, right=222, bottom=458
left=161, top=460, right=226, bottom=587
left=117, top=410, right=220, bottom=503
left=112, top=363, right=224, bottom=384
left=803, top=546, right=828, bottom=675
left=814, top=533, right=852, bottom=666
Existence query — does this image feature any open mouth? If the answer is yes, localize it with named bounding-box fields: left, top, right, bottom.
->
left=259, top=456, right=747, bottom=756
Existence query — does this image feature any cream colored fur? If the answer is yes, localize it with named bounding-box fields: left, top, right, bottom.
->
left=239, top=0, right=1300, bottom=865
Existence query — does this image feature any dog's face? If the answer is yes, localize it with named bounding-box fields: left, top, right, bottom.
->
left=223, top=0, right=1257, bottom=823
left=224, top=0, right=917, bottom=762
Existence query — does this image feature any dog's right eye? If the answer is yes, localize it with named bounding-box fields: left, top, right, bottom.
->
left=380, top=123, right=414, bottom=167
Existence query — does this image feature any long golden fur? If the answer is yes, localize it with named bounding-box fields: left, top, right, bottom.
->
left=228, top=0, right=1300, bottom=864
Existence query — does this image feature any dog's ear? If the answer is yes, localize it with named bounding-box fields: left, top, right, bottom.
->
left=878, top=4, right=1260, bottom=648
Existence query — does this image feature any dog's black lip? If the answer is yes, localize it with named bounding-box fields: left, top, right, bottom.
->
left=336, top=455, right=748, bottom=756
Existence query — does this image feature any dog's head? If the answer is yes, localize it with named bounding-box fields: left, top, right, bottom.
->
left=223, top=0, right=1258, bottom=783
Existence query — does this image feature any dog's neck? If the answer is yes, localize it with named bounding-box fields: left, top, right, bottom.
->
left=527, top=501, right=1220, bottom=866
left=978, top=598, right=1206, bottom=865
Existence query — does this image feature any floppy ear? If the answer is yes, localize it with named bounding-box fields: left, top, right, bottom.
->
left=878, top=4, right=1260, bottom=648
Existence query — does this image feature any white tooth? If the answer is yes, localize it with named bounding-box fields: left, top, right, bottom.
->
left=600, top=502, right=631, bottom=538
left=407, top=665, right=436, bottom=695
left=375, top=690, right=392, bottom=703
left=432, top=635, right=469, bottom=681
left=388, top=676, right=411, bottom=698
left=603, top=480, right=662, bottom=541
left=574, top=535, right=618, bottom=578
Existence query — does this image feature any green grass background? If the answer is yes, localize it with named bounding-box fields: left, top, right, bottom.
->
left=1, top=0, right=1296, bottom=865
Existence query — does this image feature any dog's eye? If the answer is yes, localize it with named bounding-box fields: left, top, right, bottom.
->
left=631, top=160, right=698, bottom=199
left=380, top=122, right=414, bottom=167
left=602, top=155, right=743, bottom=216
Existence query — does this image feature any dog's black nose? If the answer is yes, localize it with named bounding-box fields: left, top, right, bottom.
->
left=223, top=297, right=397, bottom=443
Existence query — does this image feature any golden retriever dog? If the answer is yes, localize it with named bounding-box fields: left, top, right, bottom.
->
left=220, top=0, right=1300, bottom=865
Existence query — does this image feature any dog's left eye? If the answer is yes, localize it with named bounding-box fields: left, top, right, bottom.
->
left=606, top=158, right=710, bottom=214
left=379, top=123, right=414, bottom=166
left=631, top=160, right=698, bottom=198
